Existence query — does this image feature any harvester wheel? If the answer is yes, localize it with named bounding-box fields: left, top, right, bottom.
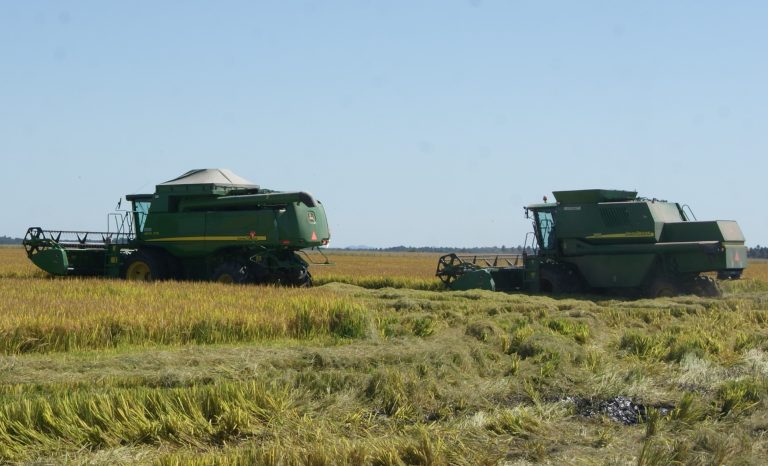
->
left=211, top=262, right=249, bottom=284
left=275, top=267, right=312, bottom=287
left=646, top=277, right=678, bottom=298
left=690, top=275, right=721, bottom=298
left=293, top=269, right=313, bottom=287
left=540, top=266, right=582, bottom=295
left=124, top=250, right=168, bottom=281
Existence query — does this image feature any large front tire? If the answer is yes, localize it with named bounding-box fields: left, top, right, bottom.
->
left=211, top=262, right=249, bottom=284
left=539, top=266, right=582, bottom=295
left=646, top=276, right=679, bottom=298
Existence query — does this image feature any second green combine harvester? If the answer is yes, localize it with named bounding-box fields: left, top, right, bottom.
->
left=436, top=189, right=747, bottom=297
left=23, top=169, right=330, bottom=285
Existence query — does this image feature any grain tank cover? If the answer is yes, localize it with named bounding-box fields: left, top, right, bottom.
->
left=157, top=169, right=259, bottom=192
left=553, top=189, right=638, bottom=204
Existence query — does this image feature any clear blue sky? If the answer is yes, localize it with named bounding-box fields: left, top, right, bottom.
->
left=1, top=1, right=766, bottom=247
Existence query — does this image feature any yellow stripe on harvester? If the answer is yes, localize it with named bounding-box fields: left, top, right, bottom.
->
left=145, top=236, right=267, bottom=242
left=586, top=231, right=655, bottom=239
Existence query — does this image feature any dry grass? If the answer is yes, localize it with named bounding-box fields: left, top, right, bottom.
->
left=2, top=247, right=768, bottom=464
left=0, top=277, right=369, bottom=353
left=310, top=250, right=443, bottom=290
left=741, top=258, right=768, bottom=280
left=310, top=250, right=439, bottom=280
left=0, top=246, right=39, bottom=278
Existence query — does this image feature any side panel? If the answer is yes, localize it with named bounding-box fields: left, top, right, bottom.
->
left=672, top=243, right=747, bottom=274
left=140, top=212, right=207, bottom=257
left=659, top=221, right=744, bottom=243
left=561, top=239, right=745, bottom=278
left=144, top=210, right=281, bottom=257
left=139, top=204, right=329, bottom=257
left=204, top=210, right=277, bottom=247
left=449, top=269, right=495, bottom=291
left=490, top=268, right=527, bottom=291
left=31, top=248, right=69, bottom=275
left=725, top=244, right=748, bottom=270
left=33, top=248, right=107, bottom=277
left=65, top=249, right=108, bottom=276
left=555, top=202, right=657, bottom=244
left=566, top=254, right=656, bottom=288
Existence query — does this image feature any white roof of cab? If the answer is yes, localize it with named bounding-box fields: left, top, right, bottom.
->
left=159, top=169, right=258, bottom=188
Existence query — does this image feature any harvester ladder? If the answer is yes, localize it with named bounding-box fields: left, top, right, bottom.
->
left=107, top=211, right=135, bottom=239
left=524, top=231, right=538, bottom=254
left=104, top=211, right=135, bottom=277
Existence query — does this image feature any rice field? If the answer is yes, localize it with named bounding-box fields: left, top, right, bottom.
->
left=1, top=246, right=767, bottom=465
left=309, top=250, right=442, bottom=290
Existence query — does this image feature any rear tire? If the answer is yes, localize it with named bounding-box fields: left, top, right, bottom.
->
left=689, top=275, right=721, bottom=297
left=124, top=249, right=168, bottom=281
left=278, top=267, right=312, bottom=287
left=646, top=277, right=678, bottom=298
left=294, top=269, right=313, bottom=288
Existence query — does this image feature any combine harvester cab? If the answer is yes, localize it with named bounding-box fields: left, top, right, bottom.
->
left=436, top=189, right=747, bottom=297
left=23, top=169, right=331, bottom=286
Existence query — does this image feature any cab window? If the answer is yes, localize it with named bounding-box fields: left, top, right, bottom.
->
left=134, top=200, right=150, bottom=232
left=535, top=209, right=555, bottom=250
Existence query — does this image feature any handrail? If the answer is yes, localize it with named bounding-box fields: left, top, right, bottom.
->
left=681, top=204, right=697, bottom=221
left=108, top=211, right=135, bottom=239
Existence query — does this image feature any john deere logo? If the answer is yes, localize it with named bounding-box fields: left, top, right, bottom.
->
left=307, top=212, right=316, bottom=224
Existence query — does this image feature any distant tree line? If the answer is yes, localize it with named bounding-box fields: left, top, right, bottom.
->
left=0, top=234, right=765, bottom=256
left=748, top=246, right=768, bottom=259
left=0, top=236, right=22, bottom=245
left=342, top=245, right=535, bottom=254
left=343, top=244, right=768, bottom=257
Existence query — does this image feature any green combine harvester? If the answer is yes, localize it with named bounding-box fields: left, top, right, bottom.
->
left=436, top=189, right=747, bottom=297
left=23, top=169, right=330, bottom=285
